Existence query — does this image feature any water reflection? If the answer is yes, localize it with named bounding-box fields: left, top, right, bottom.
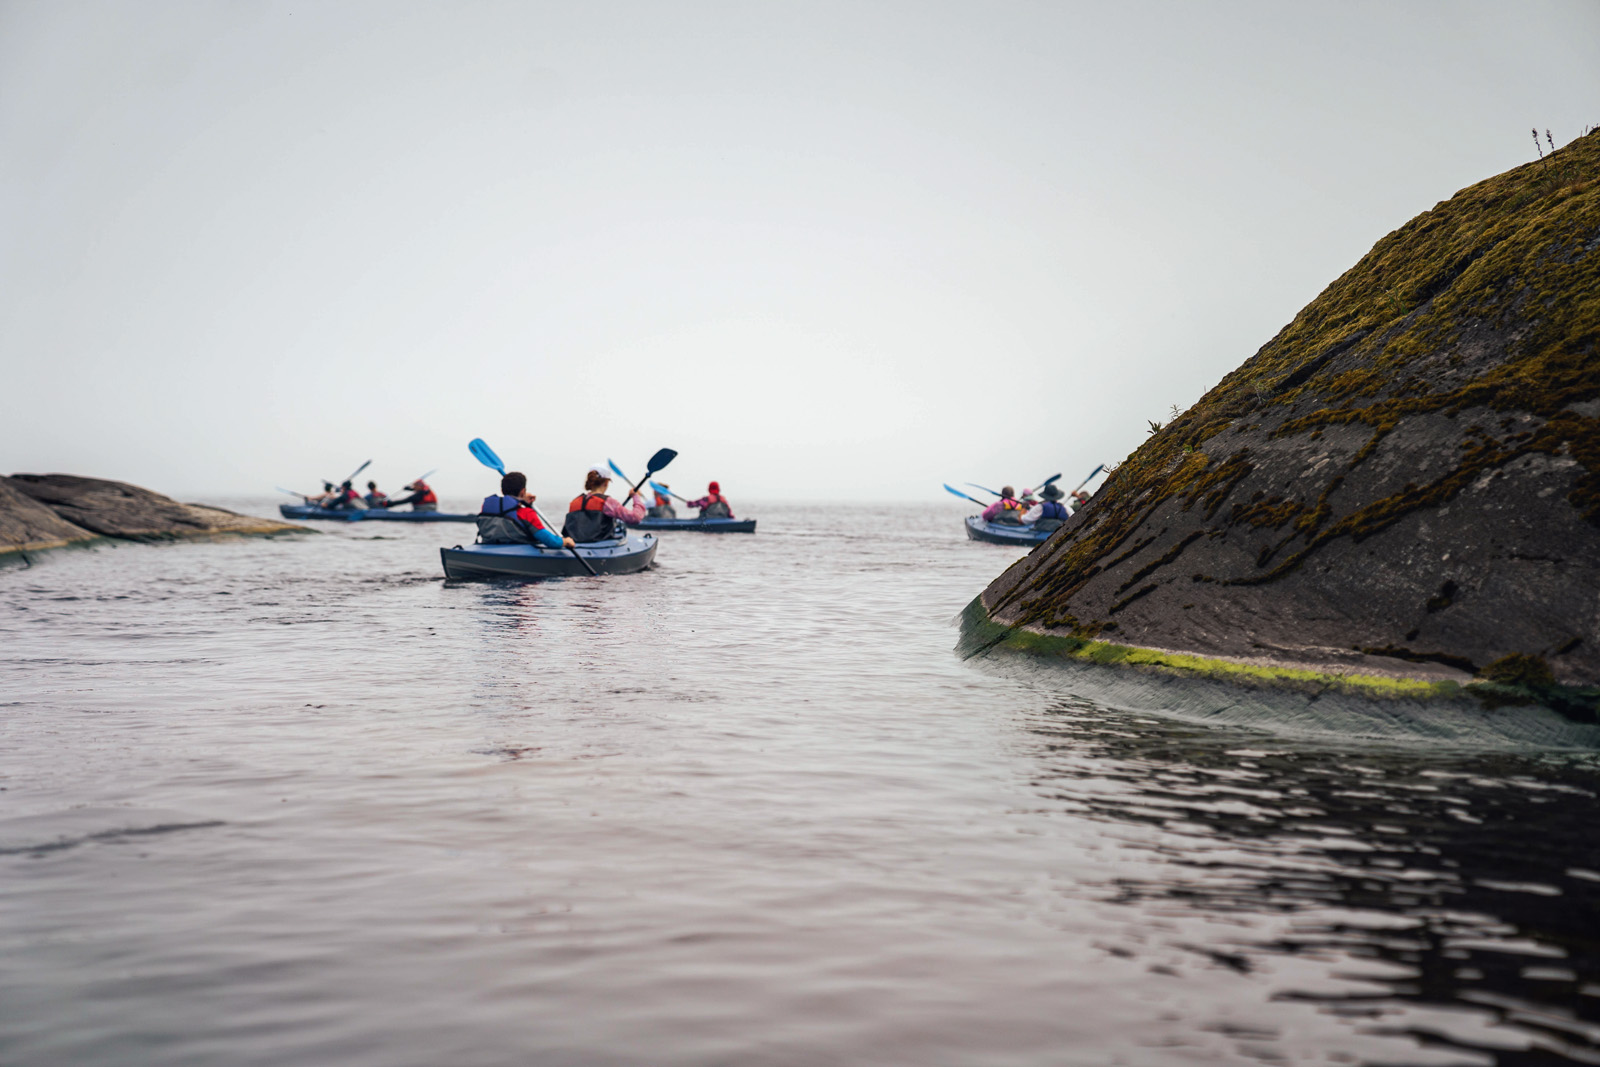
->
left=1019, top=696, right=1600, bottom=1064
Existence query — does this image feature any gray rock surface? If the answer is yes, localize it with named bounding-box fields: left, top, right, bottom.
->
left=0, top=478, right=97, bottom=555
left=2, top=474, right=304, bottom=559
left=981, top=131, right=1600, bottom=687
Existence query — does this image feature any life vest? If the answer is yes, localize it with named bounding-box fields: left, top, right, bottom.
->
left=653, top=492, right=671, bottom=508
left=648, top=503, right=677, bottom=519
left=364, top=492, right=388, bottom=508
left=698, top=492, right=731, bottom=519
left=563, top=493, right=619, bottom=543
left=413, top=483, right=438, bottom=506
left=1033, top=499, right=1068, bottom=533
left=991, top=498, right=1024, bottom=524
left=476, top=494, right=543, bottom=544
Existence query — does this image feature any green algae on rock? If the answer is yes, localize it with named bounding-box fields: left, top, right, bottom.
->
left=979, top=130, right=1600, bottom=705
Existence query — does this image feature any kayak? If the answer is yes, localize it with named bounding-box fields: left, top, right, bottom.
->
left=965, top=515, right=1052, bottom=545
left=439, top=533, right=658, bottom=579
left=627, top=516, right=757, bottom=533
left=279, top=504, right=475, bottom=523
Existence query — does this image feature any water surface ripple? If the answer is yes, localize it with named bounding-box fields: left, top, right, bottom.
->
left=1, top=502, right=1597, bottom=1065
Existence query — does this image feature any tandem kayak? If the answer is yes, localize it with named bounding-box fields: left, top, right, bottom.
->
left=626, top=516, right=757, bottom=533
left=279, top=504, right=476, bottom=523
left=964, top=515, right=1052, bottom=545
left=439, top=534, right=658, bottom=579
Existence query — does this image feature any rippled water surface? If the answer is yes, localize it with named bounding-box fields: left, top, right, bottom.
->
left=3, top=501, right=1598, bottom=1065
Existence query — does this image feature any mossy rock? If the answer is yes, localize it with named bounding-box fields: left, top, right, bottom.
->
left=982, top=131, right=1600, bottom=687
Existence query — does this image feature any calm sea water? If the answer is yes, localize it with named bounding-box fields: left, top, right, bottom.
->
left=2, top=501, right=1598, bottom=1066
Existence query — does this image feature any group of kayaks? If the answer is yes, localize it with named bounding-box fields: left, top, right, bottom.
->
left=281, top=445, right=756, bottom=582
left=946, top=464, right=1107, bottom=547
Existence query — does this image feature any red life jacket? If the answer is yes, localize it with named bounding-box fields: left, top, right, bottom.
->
left=568, top=493, right=609, bottom=513
left=413, top=482, right=438, bottom=505
left=653, top=492, right=670, bottom=507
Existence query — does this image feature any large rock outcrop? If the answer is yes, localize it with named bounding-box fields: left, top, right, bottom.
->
left=0, top=478, right=98, bottom=555
left=979, top=130, right=1600, bottom=690
left=0, top=475, right=305, bottom=562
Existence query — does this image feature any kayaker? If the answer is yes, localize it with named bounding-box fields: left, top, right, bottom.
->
left=363, top=481, right=389, bottom=508
left=307, top=481, right=337, bottom=504
left=980, top=486, right=1026, bottom=525
left=1021, top=483, right=1071, bottom=533
left=323, top=480, right=365, bottom=510
left=687, top=481, right=734, bottom=519
left=1071, top=489, right=1090, bottom=510
left=648, top=483, right=677, bottom=520
left=563, top=466, right=646, bottom=542
left=385, top=478, right=439, bottom=512
left=478, top=472, right=574, bottom=549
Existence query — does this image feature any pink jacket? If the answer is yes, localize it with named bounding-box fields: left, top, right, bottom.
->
left=981, top=498, right=1024, bottom=522
left=603, top=492, right=647, bottom=524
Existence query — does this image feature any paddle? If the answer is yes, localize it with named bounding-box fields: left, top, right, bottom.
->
left=1035, top=473, right=1062, bottom=490
left=649, top=480, right=690, bottom=504
left=944, top=484, right=988, bottom=506
left=607, top=453, right=678, bottom=501
left=1069, top=464, right=1107, bottom=497
left=965, top=482, right=1001, bottom=497
left=275, top=486, right=308, bottom=499
left=466, top=438, right=596, bottom=576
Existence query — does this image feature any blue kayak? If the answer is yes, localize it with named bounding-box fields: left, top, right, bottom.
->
left=964, top=515, right=1052, bottom=545
left=626, top=516, right=756, bottom=533
left=279, top=504, right=475, bottom=523
left=439, top=534, right=658, bottom=579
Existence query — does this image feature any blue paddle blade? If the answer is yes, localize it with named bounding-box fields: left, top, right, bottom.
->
left=468, top=438, right=506, bottom=474
left=645, top=448, right=677, bottom=474
left=943, top=484, right=981, bottom=504
left=649, top=480, right=670, bottom=495
left=608, top=459, right=630, bottom=482
left=965, top=482, right=1000, bottom=497
left=1038, top=472, right=1062, bottom=487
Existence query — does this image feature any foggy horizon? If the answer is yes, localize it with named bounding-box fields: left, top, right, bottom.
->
left=4, top=0, right=1597, bottom=501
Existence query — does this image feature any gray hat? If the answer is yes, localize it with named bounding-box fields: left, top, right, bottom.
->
left=1040, top=483, right=1065, bottom=501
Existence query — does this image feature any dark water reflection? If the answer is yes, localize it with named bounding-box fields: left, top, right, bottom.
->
left=1013, top=695, right=1600, bottom=1064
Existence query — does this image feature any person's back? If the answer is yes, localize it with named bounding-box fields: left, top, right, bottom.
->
left=688, top=480, right=733, bottom=519
left=1022, top=485, right=1070, bottom=532
left=363, top=480, right=389, bottom=508
left=981, top=486, right=1024, bottom=525
left=648, top=484, right=677, bottom=519
left=562, top=467, right=646, bottom=543
left=476, top=472, right=571, bottom=549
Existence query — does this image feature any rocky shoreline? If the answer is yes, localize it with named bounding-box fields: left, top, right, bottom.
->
left=977, top=130, right=1600, bottom=714
left=0, top=474, right=307, bottom=564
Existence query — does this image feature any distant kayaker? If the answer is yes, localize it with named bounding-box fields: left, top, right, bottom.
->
left=1021, top=483, right=1071, bottom=533
left=363, top=481, right=389, bottom=508
left=687, top=481, right=734, bottom=519
left=1071, top=489, right=1090, bottom=510
left=323, top=480, right=365, bottom=510
left=385, top=478, right=439, bottom=512
left=980, top=486, right=1026, bottom=525
left=307, top=481, right=337, bottom=504
left=648, top=483, right=677, bottom=520
left=563, top=466, right=647, bottom=543
left=478, top=472, right=574, bottom=549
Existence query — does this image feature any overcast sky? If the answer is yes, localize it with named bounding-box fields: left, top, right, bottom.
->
left=3, top=1, right=1597, bottom=501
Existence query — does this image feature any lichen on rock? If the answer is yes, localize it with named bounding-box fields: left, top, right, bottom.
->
left=980, top=130, right=1600, bottom=697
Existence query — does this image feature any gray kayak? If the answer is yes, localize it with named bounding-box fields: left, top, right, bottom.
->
left=439, top=534, right=658, bottom=579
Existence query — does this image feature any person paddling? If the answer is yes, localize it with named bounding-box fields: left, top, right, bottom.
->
left=478, top=472, right=574, bottom=549
left=363, top=480, right=389, bottom=508
left=386, top=478, right=438, bottom=512
left=1021, top=483, right=1071, bottom=533
left=687, top=481, right=734, bottom=519
left=563, top=466, right=646, bottom=543
left=323, top=480, right=365, bottom=510
left=648, top=482, right=677, bottom=519
left=980, top=486, right=1026, bottom=525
